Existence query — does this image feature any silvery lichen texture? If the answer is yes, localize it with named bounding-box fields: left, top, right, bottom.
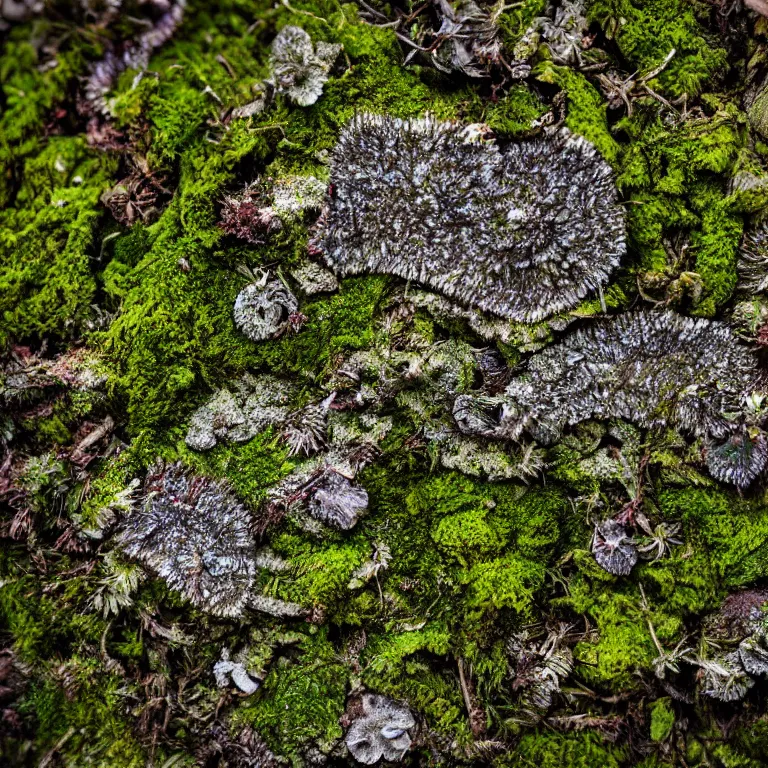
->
left=312, top=113, right=625, bottom=322
left=591, top=519, right=638, bottom=576
left=496, top=310, right=767, bottom=487
left=695, top=594, right=768, bottom=701
left=233, top=279, right=299, bottom=341
left=738, top=222, right=768, bottom=294
left=307, top=470, right=369, bottom=530
left=117, top=463, right=256, bottom=618
left=185, top=374, right=297, bottom=451
left=214, top=648, right=261, bottom=695
left=269, top=25, right=341, bottom=107
left=344, top=693, right=415, bottom=765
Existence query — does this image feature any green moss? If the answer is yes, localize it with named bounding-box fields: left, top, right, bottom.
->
left=74, top=450, right=134, bottom=535
left=688, top=185, right=743, bottom=316
left=483, top=85, right=548, bottom=138
left=501, top=730, right=628, bottom=767
left=497, top=0, right=548, bottom=50
left=465, top=553, right=545, bottom=614
left=0, top=137, right=118, bottom=344
left=361, top=623, right=470, bottom=738
left=650, top=697, right=675, bottom=742
left=278, top=540, right=366, bottom=608
left=230, top=629, right=347, bottom=758
left=658, top=487, right=768, bottom=588
left=587, top=0, right=728, bottom=98
left=183, top=428, right=291, bottom=508
left=0, top=574, right=106, bottom=664
left=570, top=587, right=656, bottom=690
left=534, top=62, right=622, bottom=165
left=432, top=506, right=505, bottom=566
left=0, top=34, right=91, bottom=149
left=19, top=668, right=147, bottom=767
left=615, top=105, right=745, bottom=312
left=4, top=0, right=768, bottom=761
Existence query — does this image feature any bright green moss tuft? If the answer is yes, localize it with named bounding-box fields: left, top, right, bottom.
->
left=0, top=137, right=118, bottom=344
left=534, top=63, right=622, bottom=166
left=587, top=0, right=728, bottom=98
left=483, top=85, right=548, bottom=138
left=650, top=697, right=675, bottom=742
left=570, top=587, right=657, bottom=690
left=432, top=507, right=506, bottom=566
left=501, top=729, right=628, bottom=767
left=230, top=629, right=347, bottom=758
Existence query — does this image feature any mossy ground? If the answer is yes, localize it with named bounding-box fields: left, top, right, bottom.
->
left=2, top=0, right=768, bottom=766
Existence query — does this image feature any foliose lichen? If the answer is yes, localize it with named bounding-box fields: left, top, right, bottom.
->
left=496, top=310, right=767, bottom=486
left=234, top=277, right=300, bottom=341
left=307, top=469, right=369, bottom=530
left=591, top=519, right=638, bottom=576
left=185, top=373, right=296, bottom=451
left=269, top=25, right=341, bottom=107
left=117, top=462, right=256, bottom=618
left=344, top=692, right=415, bottom=765
left=214, top=648, right=262, bottom=695
left=313, top=113, right=625, bottom=322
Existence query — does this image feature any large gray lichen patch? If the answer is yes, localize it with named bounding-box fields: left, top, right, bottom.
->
left=312, top=113, right=625, bottom=322
left=494, top=310, right=767, bottom=487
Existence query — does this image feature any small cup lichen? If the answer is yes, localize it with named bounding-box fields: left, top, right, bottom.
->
left=345, top=693, right=415, bottom=765
left=117, top=462, right=256, bottom=618
left=269, top=25, right=341, bottom=107
left=234, top=278, right=299, bottom=342
left=312, top=114, right=625, bottom=322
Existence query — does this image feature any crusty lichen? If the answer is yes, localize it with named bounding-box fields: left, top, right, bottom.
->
left=117, top=462, right=257, bottom=617
left=314, top=113, right=625, bottom=322
left=495, top=310, right=767, bottom=486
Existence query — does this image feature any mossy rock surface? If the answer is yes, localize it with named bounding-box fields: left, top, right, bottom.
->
left=2, top=1, right=768, bottom=766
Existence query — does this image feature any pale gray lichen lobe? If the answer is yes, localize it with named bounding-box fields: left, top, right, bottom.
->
left=345, top=693, right=415, bottom=764
left=269, top=25, right=341, bottom=107
left=313, top=113, right=625, bottom=322
left=234, top=279, right=299, bottom=341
